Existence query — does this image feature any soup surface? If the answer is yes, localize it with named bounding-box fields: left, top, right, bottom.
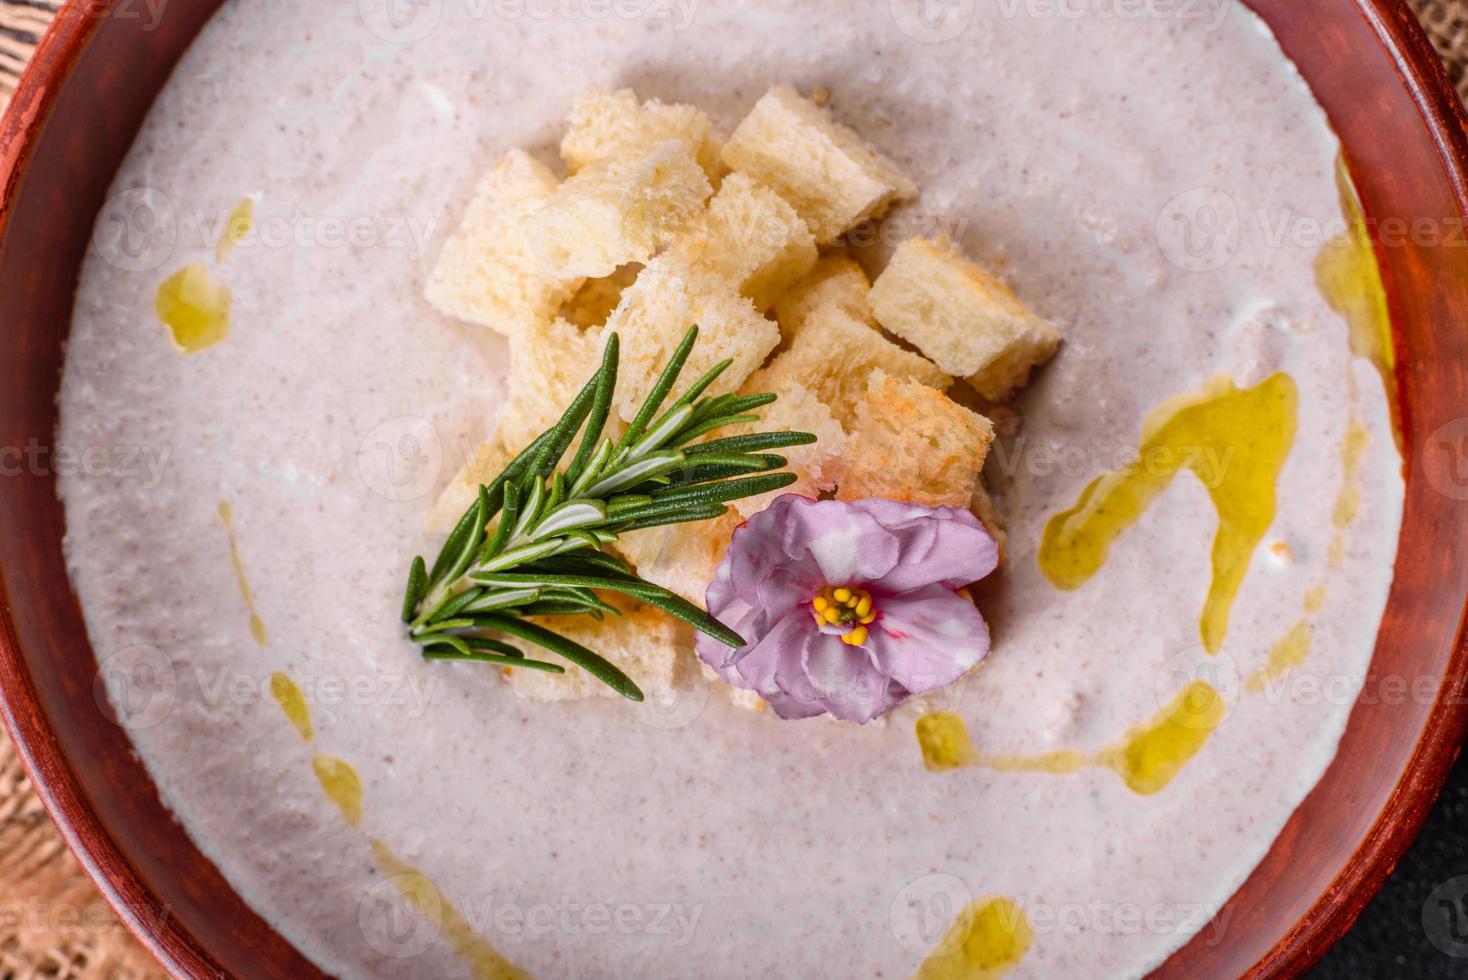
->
left=60, top=1, right=1403, bottom=976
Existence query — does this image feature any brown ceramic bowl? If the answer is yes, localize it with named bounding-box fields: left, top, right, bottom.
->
left=2, top=1, right=1466, bottom=977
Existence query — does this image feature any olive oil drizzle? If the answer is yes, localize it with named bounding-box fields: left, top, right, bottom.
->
left=156, top=263, right=231, bottom=353
left=218, top=502, right=267, bottom=646
left=913, top=897, right=1033, bottom=980
left=1039, top=374, right=1299, bottom=654
left=267, top=679, right=527, bottom=978
left=916, top=680, right=1227, bottom=797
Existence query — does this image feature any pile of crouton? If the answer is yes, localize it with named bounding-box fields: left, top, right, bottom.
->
left=424, top=85, right=1060, bottom=706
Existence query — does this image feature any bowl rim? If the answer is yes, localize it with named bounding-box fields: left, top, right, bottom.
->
left=1, top=1, right=1467, bottom=977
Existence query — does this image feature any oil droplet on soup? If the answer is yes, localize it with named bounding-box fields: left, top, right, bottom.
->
left=217, top=196, right=255, bottom=262
left=270, top=672, right=313, bottom=741
left=916, top=713, right=977, bottom=771
left=1039, top=374, right=1298, bottom=653
left=312, top=755, right=363, bottom=826
left=369, top=839, right=531, bottom=980
left=156, top=263, right=231, bottom=353
left=914, top=897, right=1033, bottom=980
left=218, top=502, right=267, bottom=646
left=1245, top=620, right=1313, bottom=692
left=1100, top=680, right=1227, bottom=797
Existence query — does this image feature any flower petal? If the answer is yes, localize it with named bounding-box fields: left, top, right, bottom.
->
left=801, top=632, right=908, bottom=724
left=866, top=585, right=991, bottom=694
left=848, top=499, right=999, bottom=594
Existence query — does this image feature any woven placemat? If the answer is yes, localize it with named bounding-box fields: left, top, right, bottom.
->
left=0, top=1, right=1465, bottom=977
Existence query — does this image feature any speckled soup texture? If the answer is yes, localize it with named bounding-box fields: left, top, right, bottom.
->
left=59, top=1, right=1403, bottom=977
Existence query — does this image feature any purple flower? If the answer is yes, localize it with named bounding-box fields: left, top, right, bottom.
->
left=696, top=495, right=999, bottom=724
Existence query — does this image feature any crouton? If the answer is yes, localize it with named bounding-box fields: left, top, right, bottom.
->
left=561, top=87, right=723, bottom=181
left=602, top=258, right=781, bottom=422
left=428, top=435, right=515, bottom=533
left=726, top=379, right=846, bottom=517
left=747, top=305, right=949, bottom=428
left=869, top=237, right=1061, bottom=401
left=561, top=264, right=642, bottom=329
left=836, top=370, right=994, bottom=508
left=671, top=173, right=817, bottom=311
left=494, top=317, right=605, bottom=451
left=970, top=477, right=1009, bottom=559
left=721, top=86, right=917, bottom=244
left=526, top=140, right=712, bottom=280
left=613, top=510, right=744, bottom=607
left=506, top=598, right=691, bottom=703
left=772, top=254, right=874, bottom=341
left=425, top=149, right=584, bottom=335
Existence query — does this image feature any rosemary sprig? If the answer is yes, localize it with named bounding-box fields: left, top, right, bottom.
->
left=401, top=325, right=815, bottom=702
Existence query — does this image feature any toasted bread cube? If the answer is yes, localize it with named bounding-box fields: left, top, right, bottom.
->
left=425, top=150, right=584, bottom=335
left=561, top=264, right=642, bottom=329
left=726, top=379, right=845, bottom=518
left=836, top=370, right=995, bottom=508
left=494, top=317, right=605, bottom=451
left=721, top=86, right=917, bottom=244
left=613, top=510, right=744, bottom=606
left=671, top=173, right=817, bottom=311
left=747, top=305, right=950, bottom=428
left=507, top=599, right=691, bottom=703
left=427, top=435, right=515, bottom=533
left=870, top=237, right=1061, bottom=401
left=561, top=87, right=723, bottom=181
left=772, top=254, right=875, bottom=342
left=602, top=258, right=781, bottom=422
left=970, top=477, right=1009, bottom=560
left=526, top=140, right=712, bottom=280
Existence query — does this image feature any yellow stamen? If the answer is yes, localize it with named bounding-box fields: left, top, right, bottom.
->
left=855, top=595, right=872, bottom=618
left=859, top=612, right=876, bottom=625
left=843, top=625, right=869, bottom=647
left=812, top=596, right=829, bottom=613
left=833, top=587, right=852, bottom=604
left=822, top=606, right=841, bottom=624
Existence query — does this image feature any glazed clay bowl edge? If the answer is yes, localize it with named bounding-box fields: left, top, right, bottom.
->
left=0, top=2, right=1466, bottom=978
